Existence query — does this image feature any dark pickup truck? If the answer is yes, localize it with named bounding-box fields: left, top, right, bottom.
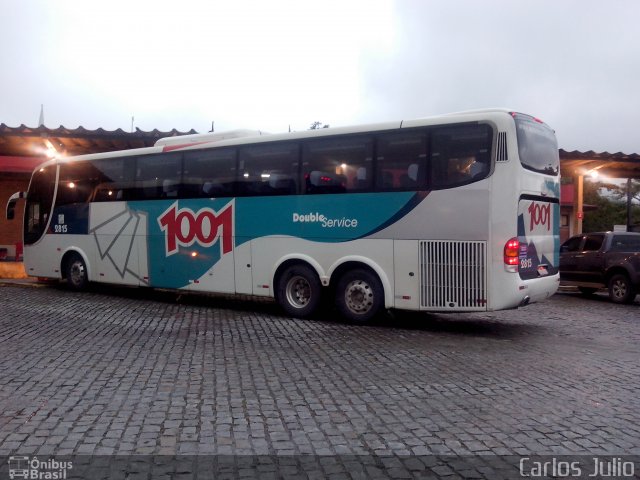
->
left=559, top=231, right=640, bottom=304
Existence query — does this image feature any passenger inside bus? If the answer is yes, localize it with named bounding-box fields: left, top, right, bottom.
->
left=399, top=163, right=419, bottom=188
left=448, top=156, right=476, bottom=183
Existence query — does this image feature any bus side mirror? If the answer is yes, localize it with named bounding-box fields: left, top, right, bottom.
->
left=6, top=191, right=25, bottom=220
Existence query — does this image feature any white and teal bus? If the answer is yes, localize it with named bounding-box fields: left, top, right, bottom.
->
left=7, top=109, right=560, bottom=323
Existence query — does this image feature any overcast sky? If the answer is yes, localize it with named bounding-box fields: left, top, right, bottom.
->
left=2, top=0, right=639, bottom=153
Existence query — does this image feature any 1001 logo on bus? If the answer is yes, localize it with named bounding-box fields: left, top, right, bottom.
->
left=158, top=201, right=234, bottom=256
left=528, top=202, right=552, bottom=231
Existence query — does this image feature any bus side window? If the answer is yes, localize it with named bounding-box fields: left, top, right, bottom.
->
left=56, top=161, right=95, bottom=206
left=375, top=132, right=427, bottom=191
left=134, top=153, right=182, bottom=200
left=430, top=124, right=492, bottom=188
left=90, top=157, right=135, bottom=201
left=303, top=136, right=373, bottom=194
left=238, top=143, right=299, bottom=196
left=183, top=148, right=237, bottom=198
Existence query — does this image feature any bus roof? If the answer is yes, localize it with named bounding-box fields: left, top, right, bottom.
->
left=48, top=108, right=518, bottom=166
left=154, top=129, right=270, bottom=148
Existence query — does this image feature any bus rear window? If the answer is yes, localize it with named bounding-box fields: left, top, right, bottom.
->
left=513, top=114, right=559, bottom=175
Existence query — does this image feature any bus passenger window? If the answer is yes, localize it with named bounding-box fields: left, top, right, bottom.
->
left=303, top=136, right=373, bottom=194
left=183, top=148, right=237, bottom=198
left=135, top=153, right=182, bottom=200
left=57, top=162, right=96, bottom=206
left=430, top=124, right=492, bottom=189
left=90, top=157, right=133, bottom=201
left=375, top=132, right=427, bottom=191
left=238, top=143, right=299, bottom=196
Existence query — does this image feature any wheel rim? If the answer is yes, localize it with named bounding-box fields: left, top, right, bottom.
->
left=285, top=275, right=312, bottom=309
left=344, top=279, right=374, bottom=314
left=70, top=261, right=86, bottom=287
left=612, top=280, right=627, bottom=299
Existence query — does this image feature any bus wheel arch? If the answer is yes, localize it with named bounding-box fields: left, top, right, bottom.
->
left=330, top=261, right=388, bottom=324
left=61, top=250, right=90, bottom=291
left=273, top=259, right=323, bottom=318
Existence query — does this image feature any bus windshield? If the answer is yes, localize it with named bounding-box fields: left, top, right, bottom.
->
left=24, top=165, right=56, bottom=245
left=513, top=113, right=559, bottom=175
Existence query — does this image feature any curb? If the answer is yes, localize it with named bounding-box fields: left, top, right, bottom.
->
left=0, top=278, right=48, bottom=287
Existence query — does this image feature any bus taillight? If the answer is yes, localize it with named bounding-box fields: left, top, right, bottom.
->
left=504, top=238, right=519, bottom=273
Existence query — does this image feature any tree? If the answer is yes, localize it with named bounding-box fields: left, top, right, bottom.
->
left=582, top=180, right=631, bottom=232
left=607, top=179, right=640, bottom=230
left=609, top=179, right=640, bottom=203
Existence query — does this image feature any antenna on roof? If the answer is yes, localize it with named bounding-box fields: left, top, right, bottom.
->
left=38, top=104, right=45, bottom=127
left=210, top=121, right=215, bottom=133
left=131, top=116, right=135, bottom=133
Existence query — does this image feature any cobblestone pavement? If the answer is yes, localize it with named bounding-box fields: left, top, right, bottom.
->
left=0, top=283, right=639, bottom=476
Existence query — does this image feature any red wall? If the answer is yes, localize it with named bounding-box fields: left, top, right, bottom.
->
left=0, top=174, right=29, bottom=250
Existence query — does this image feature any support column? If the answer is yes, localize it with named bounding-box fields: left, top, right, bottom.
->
left=572, top=174, right=584, bottom=235
left=627, top=178, right=633, bottom=232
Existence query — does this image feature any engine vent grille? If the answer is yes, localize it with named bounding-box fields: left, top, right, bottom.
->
left=419, top=240, right=488, bottom=311
left=496, top=131, right=508, bottom=162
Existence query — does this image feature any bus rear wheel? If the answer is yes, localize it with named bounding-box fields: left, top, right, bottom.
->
left=65, top=253, right=88, bottom=291
left=335, top=268, right=383, bottom=324
left=276, top=264, right=321, bottom=318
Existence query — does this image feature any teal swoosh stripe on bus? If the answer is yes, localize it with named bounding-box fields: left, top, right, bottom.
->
left=234, top=191, right=418, bottom=243
left=129, top=191, right=419, bottom=289
left=353, top=191, right=429, bottom=240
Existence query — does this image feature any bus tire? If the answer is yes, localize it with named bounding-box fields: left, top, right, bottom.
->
left=608, top=273, right=636, bottom=304
left=65, top=253, right=88, bottom=291
left=276, top=264, right=321, bottom=318
left=335, top=268, right=384, bottom=324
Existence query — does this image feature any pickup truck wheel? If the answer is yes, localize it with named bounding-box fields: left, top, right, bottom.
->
left=608, top=274, right=636, bottom=304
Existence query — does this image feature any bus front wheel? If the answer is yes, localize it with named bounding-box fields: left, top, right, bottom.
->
left=276, top=264, right=321, bottom=318
left=335, top=268, right=384, bottom=324
left=65, top=253, right=88, bottom=291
